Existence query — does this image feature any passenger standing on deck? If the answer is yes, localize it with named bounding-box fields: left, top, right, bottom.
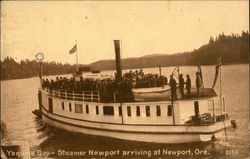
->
left=179, top=74, right=185, bottom=98
left=196, top=72, right=201, bottom=96
left=186, top=74, right=191, bottom=97
left=170, top=74, right=177, bottom=100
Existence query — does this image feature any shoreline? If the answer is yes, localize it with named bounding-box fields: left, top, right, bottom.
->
left=1, top=63, right=249, bottom=81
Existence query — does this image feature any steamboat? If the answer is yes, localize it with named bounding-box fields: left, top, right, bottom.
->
left=34, top=40, right=234, bottom=143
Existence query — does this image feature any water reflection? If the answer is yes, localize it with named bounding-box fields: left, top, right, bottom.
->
left=30, top=116, right=248, bottom=159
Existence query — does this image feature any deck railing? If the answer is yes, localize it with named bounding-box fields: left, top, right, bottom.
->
left=46, top=89, right=100, bottom=102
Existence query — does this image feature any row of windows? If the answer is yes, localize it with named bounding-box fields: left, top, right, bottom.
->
left=127, top=105, right=172, bottom=117
left=61, top=102, right=172, bottom=117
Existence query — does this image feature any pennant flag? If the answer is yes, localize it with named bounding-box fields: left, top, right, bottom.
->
left=172, top=66, right=179, bottom=78
left=69, top=44, right=77, bottom=54
left=212, top=58, right=222, bottom=88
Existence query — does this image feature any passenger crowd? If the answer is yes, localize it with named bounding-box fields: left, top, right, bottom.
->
left=42, top=69, right=203, bottom=102
left=169, top=71, right=202, bottom=100
left=123, top=69, right=168, bottom=88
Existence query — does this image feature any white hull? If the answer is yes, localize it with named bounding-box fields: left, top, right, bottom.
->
left=43, top=115, right=211, bottom=143
left=41, top=106, right=231, bottom=143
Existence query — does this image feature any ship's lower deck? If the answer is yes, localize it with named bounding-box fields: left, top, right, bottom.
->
left=41, top=105, right=231, bottom=143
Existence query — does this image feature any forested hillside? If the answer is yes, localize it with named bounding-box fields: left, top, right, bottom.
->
left=90, top=31, right=249, bottom=70
left=1, top=31, right=249, bottom=80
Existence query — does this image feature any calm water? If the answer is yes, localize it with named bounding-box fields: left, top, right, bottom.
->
left=1, top=64, right=249, bottom=159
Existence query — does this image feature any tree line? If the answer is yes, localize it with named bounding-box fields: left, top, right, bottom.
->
left=1, top=31, right=249, bottom=80
left=0, top=58, right=77, bottom=80
left=90, top=31, right=249, bottom=70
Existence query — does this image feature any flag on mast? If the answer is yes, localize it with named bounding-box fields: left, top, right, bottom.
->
left=212, top=57, right=222, bottom=88
left=172, top=66, right=179, bottom=78
left=69, top=44, right=77, bottom=54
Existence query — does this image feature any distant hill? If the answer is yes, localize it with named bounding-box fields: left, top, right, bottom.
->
left=1, top=31, right=249, bottom=80
left=90, top=31, right=249, bottom=70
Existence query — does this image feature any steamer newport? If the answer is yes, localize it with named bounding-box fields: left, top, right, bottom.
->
left=33, top=40, right=235, bottom=143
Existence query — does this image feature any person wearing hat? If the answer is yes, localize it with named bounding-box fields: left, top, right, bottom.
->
left=196, top=72, right=201, bottom=97
left=169, top=74, right=177, bottom=100
left=179, top=73, right=185, bottom=98
left=186, top=74, right=191, bottom=97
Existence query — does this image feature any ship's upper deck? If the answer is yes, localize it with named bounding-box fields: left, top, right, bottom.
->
left=43, top=87, right=217, bottom=103
left=41, top=69, right=217, bottom=103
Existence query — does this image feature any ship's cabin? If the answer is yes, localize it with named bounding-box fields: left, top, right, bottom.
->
left=41, top=87, right=228, bottom=126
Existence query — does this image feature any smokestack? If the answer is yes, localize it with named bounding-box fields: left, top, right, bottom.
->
left=114, top=40, right=122, bottom=79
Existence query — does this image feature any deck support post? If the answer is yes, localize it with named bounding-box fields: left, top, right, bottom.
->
left=213, top=100, right=216, bottom=123
left=171, top=100, right=175, bottom=125
left=120, top=102, right=124, bottom=125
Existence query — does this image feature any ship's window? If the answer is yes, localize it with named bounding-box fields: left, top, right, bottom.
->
left=75, top=104, right=83, bottom=113
left=136, top=106, right=140, bottom=116
left=119, top=106, right=122, bottom=116
left=103, top=106, right=114, bottom=115
left=146, top=106, right=150, bottom=117
left=96, top=106, right=99, bottom=115
left=69, top=103, right=72, bottom=112
left=127, top=106, right=131, bottom=117
left=86, top=105, right=89, bottom=114
left=62, top=102, right=64, bottom=110
left=168, top=105, right=172, bottom=116
left=156, top=105, right=161, bottom=116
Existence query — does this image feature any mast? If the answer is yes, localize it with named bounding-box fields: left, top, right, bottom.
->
left=159, top=65, right=161, bottom=77
left=35, top=52, right=44, bottom=87
left=39, top=61, right=42, bottom=86
left=219, top=57, right=223, bottom=115
left=219, top=58, right=228, bottom=142
left=177, top=65, right=180, bottom=78
left=220, top=59, right=222, bottom=113
left=75, top=40, right=79, bottom=73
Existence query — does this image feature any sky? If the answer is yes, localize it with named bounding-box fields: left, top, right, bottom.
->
left=1, top=1, right=249, bottom=65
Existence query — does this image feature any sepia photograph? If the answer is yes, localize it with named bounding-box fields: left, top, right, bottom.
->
left=1, top=1, right=249, bottom=159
